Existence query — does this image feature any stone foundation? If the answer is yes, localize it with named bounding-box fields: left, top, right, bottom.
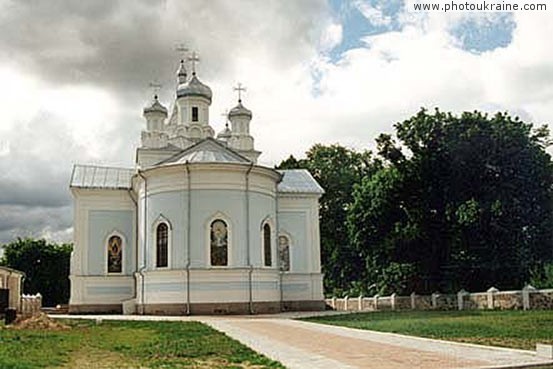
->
left=68, top=304, right=123, bottom=314
left=69, top=300, right=325, bottom=315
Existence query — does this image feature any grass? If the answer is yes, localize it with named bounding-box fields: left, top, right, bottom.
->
left=303, top=309, right=553, bottom=350
left=0, top=319, right=284, bottom=369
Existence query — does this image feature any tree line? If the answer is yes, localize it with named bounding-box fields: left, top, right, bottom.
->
left=279, top=109, right=553, bottom=296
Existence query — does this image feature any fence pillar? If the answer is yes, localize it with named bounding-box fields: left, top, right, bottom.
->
left=410, top=292, right=416, bottom=310
left=373, top=294, right=379, bottom=311
left=391, top=293, right=397, bottom=310
left=344, top=295, right=349, bottom=311
left=457, top=289, right=467, bottom=311
left=431, top=292, right=440, bottom=309
left=522, top=285, right=536, bottom=311
left=331, top=296, right=336, bottom=310
left=358, top=295, right=363, bottom=311
left=487, top=287, right=498, bottom=310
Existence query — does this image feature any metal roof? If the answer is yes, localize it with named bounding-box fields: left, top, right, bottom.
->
left=158, top=138, right=251, bottom=165
left=277, top=169, right=324, bottom=195
left=70, top=164, right=134, bottom=189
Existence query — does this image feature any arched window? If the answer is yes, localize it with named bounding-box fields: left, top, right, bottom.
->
left=278, top=235, right=290, bottom=272
left=263, top=224, right=272, bottom=267
left=156, top=223, right=169, bottom=268
left=107, top=235, right=123, bottom=273
left=210, top=219, right=228, bottom=266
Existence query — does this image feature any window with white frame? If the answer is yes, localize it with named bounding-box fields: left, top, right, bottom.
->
left=156, top=222, right=169, bottom=268
left=263, top=223, right=272, bottom=267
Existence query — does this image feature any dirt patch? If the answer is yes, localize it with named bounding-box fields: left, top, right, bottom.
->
left=191, top=359, right=269, bottom=368
left=57, top=348, right=148, bottom=369
left=9, top=313, right=70, bottom=331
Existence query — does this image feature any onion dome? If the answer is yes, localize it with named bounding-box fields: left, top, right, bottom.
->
left=177, top=60, right=187, bottom=84
left=228, top=101, right=252, bottom=119
left=217, top=123, right=232, bottom=140
left=176, top=74, right=213, bottom=102
left=143, top=95, right=168, bottom=115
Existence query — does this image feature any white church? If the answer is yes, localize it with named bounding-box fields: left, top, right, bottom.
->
left=68, top=54, right=325, bottom=314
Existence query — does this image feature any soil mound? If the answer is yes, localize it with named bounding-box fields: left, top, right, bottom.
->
left=9, top=312, right=70, bottom=331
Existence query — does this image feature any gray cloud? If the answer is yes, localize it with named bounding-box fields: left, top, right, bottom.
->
left=0, top=0, right=328, bottom=95
left=0, top=0, right=331, bottom=244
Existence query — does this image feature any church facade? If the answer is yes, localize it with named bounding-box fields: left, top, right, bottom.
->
left=68, top=56, right=325, bottom=315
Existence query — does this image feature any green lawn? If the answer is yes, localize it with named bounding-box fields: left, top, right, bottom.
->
left=304, top=310, right=553, bottom=350
left=0, top=319, right=284, bottom=369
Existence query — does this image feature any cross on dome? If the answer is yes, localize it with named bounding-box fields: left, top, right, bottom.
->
left=221, top=110, right=229, bottom=123
left=233, top=83, right=246, bottom=103
left=187, top=51, right=200, bottom=74
left=149, top=81, right=163, bottom=99
left=175, top=43, right=189, bottom=60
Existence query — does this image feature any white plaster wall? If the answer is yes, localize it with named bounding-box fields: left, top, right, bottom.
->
left=139, top=268, right=281, bottom=304
left=70, top=189, right=136, bottom=306
left=282, top=273, right=324, bottom=301
left=277, top=195, right=322, bottom=274
left=70, top=275, right=135, bottom=305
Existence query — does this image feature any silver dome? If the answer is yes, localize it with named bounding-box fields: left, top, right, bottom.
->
left=217, top=124, right=232, bottom=139
left=228, top=101, right=252, bottom=119
left=176, top=74, right=213, bottom=102
left=143, top=96, right=168, bottom=115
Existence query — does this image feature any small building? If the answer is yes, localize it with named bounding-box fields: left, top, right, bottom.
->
left=0, top=266, right=24, bottom=311
left=68, top=55, right=325, bottom=315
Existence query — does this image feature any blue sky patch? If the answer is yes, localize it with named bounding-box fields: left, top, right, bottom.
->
left=326, top=0, right=404, bottom=62
left=449, top=13, right=516, bottom=53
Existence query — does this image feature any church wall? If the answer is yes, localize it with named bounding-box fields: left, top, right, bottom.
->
left=88, top=210, right=135, bottom=276
left=146, top=191, right=187, bottom=269
left=69, top=189, right=137, bottom=310
left=277, top=211, right=308, bottom=271
left=248, top=192, right=277, bottom=268
left=142, top=188, right=276, bottom=269
left=277, top=195, right=322, bottom=274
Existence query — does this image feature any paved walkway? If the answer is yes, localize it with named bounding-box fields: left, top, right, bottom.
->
left=203, top=318, right=552, bottom=369
left=54, top=313, right=553, bottom=369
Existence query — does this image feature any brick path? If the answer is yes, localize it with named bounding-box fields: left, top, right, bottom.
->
left=203, top=318, right=553, bottom=369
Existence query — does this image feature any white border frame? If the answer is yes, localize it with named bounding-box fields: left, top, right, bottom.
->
left=278, top=231, right=292, bottom=273
left=260, top=216, right=275, bottom=268
left=104, top=229, right=126, bottom=275
left=152, top=214, right=172, bottom=270
left=205, top=211, right=233, bottom=268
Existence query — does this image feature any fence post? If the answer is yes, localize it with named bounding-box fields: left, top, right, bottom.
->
left=331, top=296, right=336, bottom=310
left=358, top=295, right=363, bottom=311
left=431, top=292, right=439, bottom=309
left=487, top=287, right=498, bottom=310
left=410, top=292, right=416, bottom=310
left=373, top=294, right=379, bottom=311
left=522, top=285, right=536, bottom=311
left=391, top=293, right=397, bottom=310
left=344, top=295, right=349, bottom=311
left=457, top=289, right=467, bottom=311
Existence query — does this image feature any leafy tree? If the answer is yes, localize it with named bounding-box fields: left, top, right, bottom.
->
left=277, top=144, right=381, bottom=295
left=349, top=109, right=553, bottom=293
left=0, top=238, right=72, bottom=306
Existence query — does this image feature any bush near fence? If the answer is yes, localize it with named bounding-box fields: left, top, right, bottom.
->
left=326, top=285, right=553, bottom=312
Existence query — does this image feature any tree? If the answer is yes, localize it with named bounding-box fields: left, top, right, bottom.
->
left=349, top=109, right=553, bottom=293
left=277, top=144, right=381, bottom=295
left=0, top=238, right=72, bottom=306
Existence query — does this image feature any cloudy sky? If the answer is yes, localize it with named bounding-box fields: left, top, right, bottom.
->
left=0, top=0, right=552, bottom=247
